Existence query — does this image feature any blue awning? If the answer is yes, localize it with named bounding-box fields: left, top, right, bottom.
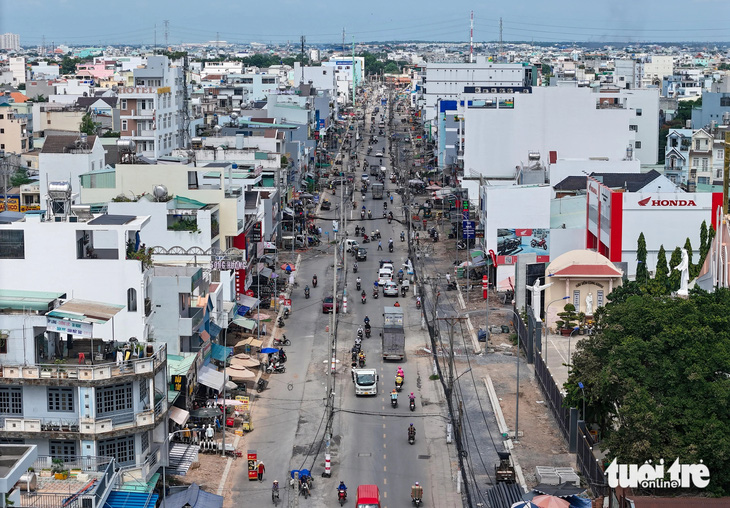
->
left=210, top=343, right=232, bottom=362
left=105, top=491, right=159, bottom=508
left=209, top=322, right=222, bottom=340
left=165, top=483, right=223, bottom=508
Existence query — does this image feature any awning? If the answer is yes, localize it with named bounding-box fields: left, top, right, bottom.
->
left=235, top=337, right=263, bottom=349
left=233, top=317, right=257, bottom=330
left=198, top=365, right=225, bottom=392
left=237, top=295, right=260, bottom=315
left=210, top=343, right=232, bottom=362
left=209, top=322, right=222, bottom=340
left=169, top=406, right=190, bottom=426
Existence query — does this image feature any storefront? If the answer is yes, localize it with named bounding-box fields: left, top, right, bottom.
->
left=585, top=177, right=722, bottom=277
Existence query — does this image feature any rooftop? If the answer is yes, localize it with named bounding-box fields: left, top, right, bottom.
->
left=41, top=134, right=97, bottom=154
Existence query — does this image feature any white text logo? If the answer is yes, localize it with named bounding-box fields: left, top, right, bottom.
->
left=605, top=458, right=710, bottom=489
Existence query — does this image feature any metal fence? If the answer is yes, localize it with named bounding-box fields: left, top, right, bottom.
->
left=534, top=349, right=570, bottom=441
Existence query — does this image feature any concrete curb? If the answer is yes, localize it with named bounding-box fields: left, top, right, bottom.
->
left=463, top=314, right=483, bottom=354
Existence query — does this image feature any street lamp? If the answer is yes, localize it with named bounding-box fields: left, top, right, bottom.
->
left=544, top=296, right=570, bottom=363
left=568, top=326, right=580, bottom=369
left=510, top=307, right=522, bottom=443
left=578, top=382, right=586, bottom=422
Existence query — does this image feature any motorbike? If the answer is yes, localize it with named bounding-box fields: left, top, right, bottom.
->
left=358, top=355, right=366, bottom=368
left=387, top=216, right=392, bottom=224
left=383, top=202, right=388, bottom=210
left=531, top=237, right=548, bottom=250
left=361, top=210, right=365, bottom=219
left=361, top=292, right=367, bottom=304
left=389, top=243, right=394, bottom=253
left=278, top=317, right=285, bottom=328
left=413, top=496, right=422, bottom=506
left=382, top=210, right=387, bottom=218
left=410, top=397, right=416, bottom=412
left=408, top=429, right=416, bottom=445
left=305, top=287, right=310, bottom=299
left=368, top=211, right=372, bottom=219
left=300, top=481, right=310, bottom=498
left=273, top=335, right=291, bottom=347
left=356, top=280, right=362, bottom=291
left=312, top=276, right=318, bottom=288
left=446, top=281, right=458, bottom=291
left=365, top=323, right=371, bottom=338
left=267, top=363, right=286, bottom=374
left=362, top=235, right=370, bottom=244
left=355, top=226, right=360, bottom=236
left=432, top=231, right=439, bottom=242
left=395, top=377, right=403, bottom=392
left=338, top=489, right=347, bottom=506
left=401, top=232, right=405, bottom=242
left=283, top=308, right=290, bottom=319
left=391, top=396, right=398, bottom=408
left=272, top=487, right=280, bottom=505
left=416, top=298, right=421, bottom=310
left=373, top=288, right=379, bottom=299
left=353, top=263, right=358, bottom=273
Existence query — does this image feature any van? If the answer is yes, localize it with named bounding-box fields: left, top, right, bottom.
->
left=356, top=485, right=381, bottom=507
left=344, top=239, right=360, bottom=253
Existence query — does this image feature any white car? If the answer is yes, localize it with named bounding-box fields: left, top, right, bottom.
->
left=381, top=263, right=394, bottom=273
left=361, top=174, right=369, bottom=181
left=383, top=281, right=399, bottom=297
left=378, top=269, right=393, bottom=286
left=375, top=151, right=383, bottom=157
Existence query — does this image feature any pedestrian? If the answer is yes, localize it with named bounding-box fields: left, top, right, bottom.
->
left=257, top=460, right=266, bottom=482
left=378, top=241, right=383, bottom=251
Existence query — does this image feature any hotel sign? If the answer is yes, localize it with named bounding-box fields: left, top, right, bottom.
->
left=119, top=86, right=169, bottom=94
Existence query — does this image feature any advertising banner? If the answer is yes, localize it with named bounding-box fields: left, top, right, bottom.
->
left=496, top=228, right=550, bottom=264
left=46, top=317, right=93, bottom=338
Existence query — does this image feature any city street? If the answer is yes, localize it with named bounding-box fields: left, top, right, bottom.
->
left=228, top=87, right=461, bottom=507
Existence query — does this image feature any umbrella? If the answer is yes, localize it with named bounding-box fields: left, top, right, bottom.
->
left=225, top=380, right=238, bottom=390
left=231, top=356, right=260, bottom=368
left=532, top=483, right=586, bottom=498
left=227, top=365, right=256, bottom=380
left=511, top=503, right=539, bottom=508
left=299, top=468, right=311, bottom=478
left=191, top=407, right=222, bottom=418
left=281, top=263, right=296, bottom=272
left=261, top=347, right=280, bottom=354
left=299, top=192, right=314, bottom=199
left=408, top=179, right=424, bottom=185
left=531, top=495, right=570, bottom=508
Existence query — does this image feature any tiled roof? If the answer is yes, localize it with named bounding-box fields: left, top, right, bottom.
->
left=41, top=134, right=98, bottom=154
left=551, top=264, right=622, bottom=277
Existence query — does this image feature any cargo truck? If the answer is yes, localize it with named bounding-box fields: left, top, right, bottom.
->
left=352, top=368, right=379, bottom=396
left=371, top=182, right=384, bottom=199
left=381, top=306, right=405, bottom=361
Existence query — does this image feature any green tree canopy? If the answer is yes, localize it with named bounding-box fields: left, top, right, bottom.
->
left=79, top=113, right=97, bottom=136
left=565, top=288, right=730, bottom=495
left=10, top=168, right=33, bottom=187
left=636, top=233, right=649, bottom=284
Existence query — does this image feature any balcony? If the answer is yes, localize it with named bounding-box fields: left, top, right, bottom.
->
left=21, top=456, right=115, bottom=508
left=138, top=129, right=155, bottom=138
left=179, top=306, right=204, bottom=336
left=0, top=343, right=167, bottom=384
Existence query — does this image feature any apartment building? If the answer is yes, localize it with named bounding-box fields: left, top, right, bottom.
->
left=664, top=128, right=693, bottom=184
left=0, top=33, right=20, bottom=51
left=118, top=56, right=183, bottom=159
left=39, top=134, right=106, bottom=205
left=0, top=106, right=29, bottom=153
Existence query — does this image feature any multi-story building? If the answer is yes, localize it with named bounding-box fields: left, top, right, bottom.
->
left=690, top=91, right=730, bottom=130
left=39, top=134, right=106, bottom=205
left=687, top=128, right=714, bottom=189
left=664, top=129, right=693, bottom=184
left=0, top=106, right=29, bottom=153
left=613, top=59, right=644, bottom=90
left=642, top=55, right=674, bottom=87
left=8, top=57, right=26, bottom=86
left=0, top=33, right=20, bottom=51
left=118, top=56, right=183, bottom=159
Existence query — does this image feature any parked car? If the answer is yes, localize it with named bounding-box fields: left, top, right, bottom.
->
left=321, top=200, right=331, bottom=210
left=383, top=281, right=399, bottom=297
left=356, top=248, right=368, bottom=261
left=375, top=151, right=384, bottom=157
left=322, top=295, right=341, bottom=314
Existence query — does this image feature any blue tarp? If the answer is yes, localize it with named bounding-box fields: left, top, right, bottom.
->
left=165, top=483, right=223, bottom=508
left=210, top=343, right=232, bottom=362
left=105, top=491, right=159, bottom=508
left=209, top=323, right=222, bottom=340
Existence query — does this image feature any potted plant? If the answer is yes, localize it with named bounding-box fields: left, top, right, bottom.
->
left=52, top=459, right=68, bottom=480
left=557, top=304, right=579, bottom=336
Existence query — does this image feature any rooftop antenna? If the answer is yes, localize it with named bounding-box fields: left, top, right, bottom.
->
left=469, top=11, right=474, bottom=63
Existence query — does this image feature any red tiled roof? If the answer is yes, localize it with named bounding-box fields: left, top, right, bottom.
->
left=550, top=264, right=622, bottom=277
left=10, top=92, right=28, bottom=103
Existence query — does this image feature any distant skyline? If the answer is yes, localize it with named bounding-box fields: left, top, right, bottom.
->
left=2, top=0, right=730, bottom=46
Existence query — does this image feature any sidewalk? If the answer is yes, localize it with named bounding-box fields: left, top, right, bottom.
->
left=543, top=329, right=587, bottom=387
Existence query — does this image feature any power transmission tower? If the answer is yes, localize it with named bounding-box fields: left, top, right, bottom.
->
left=164, top=20, right=169, bottom=48
left=499, top=17, right=503, bottom=61
left=216, top=32, right=220, bottom=53
left=300, top=35, right=306, bottom=84
left=342, top=28, right=345, bottom=56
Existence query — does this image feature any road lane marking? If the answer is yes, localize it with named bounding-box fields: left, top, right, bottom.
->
left=383, top=454, right=386, bottom=460
left=383, top=465, right=387, bottom=472
left=384, top=478, right=387, bottom=485
left=383, top=423, right=386, bottom=429
left=383, top=443, right=386, bottom=449
left=383, top=433, right=386, bottom=439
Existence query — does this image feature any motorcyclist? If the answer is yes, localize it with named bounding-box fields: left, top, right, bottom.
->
left=361, top=209, right=365, bottom=219
left=416, top=295, right=422, bottom=308
left=364, top=315, right=370, bottom=325
left=304, top=285, right=310, bottom=298
left=368, top=209, right=372, bottom=219
left=358, top=351, right=366, bottom=365
left=356, top=276, right=362, bottom=290
left=401, top=231, right=405, bottom=242
left=411, top=481, right=423, bottom=502
left=357, top=327, right=364, bottom=339
left=353, top=262, right=358, bottom=273
left=389, top=238, right=394, bottom=248
left=312, top=274, right=318, bottom=287
left=391, top=389, right=398, bottom=402
left=397, top=366, right=404, bottom=379
left=409, top=392, right=416, bottom=402
left=361, top=290, right=367, bottom=302
left=408, top=423, right=416, bottom=438
left=337, top=481, right=347, bottom=499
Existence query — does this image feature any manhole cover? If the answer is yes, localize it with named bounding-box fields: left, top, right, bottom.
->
left=358, top=453, right=372, bottom=457
left=418, top=455, right=431, bottom=460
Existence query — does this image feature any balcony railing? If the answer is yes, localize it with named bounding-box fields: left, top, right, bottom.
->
left=0, top=344, right=166, bottom=382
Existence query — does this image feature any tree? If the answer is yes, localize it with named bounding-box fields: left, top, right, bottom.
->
left=383, top=61, right=400, bottom=74
left=79, top=113, right=97, bottom=136
left=668, top=246, right=683, bottom=292
left=101, top=131, right=120, bottom=138
left=10, top=168, right=33, bottom=187
left=699, top=220, right=709, bottom=269
left=653, top=245, right=669, bottom=291
left=564, top=288, right=730, bottom=496
left=606, top=280, right=644, bottom=304
left=636, top=233, right=649, bottom=284
left=557, top=303, right=579, bottom=329
left=683, top=237, right=698, bottom=278
left=59, top=56, right=81, bottom=75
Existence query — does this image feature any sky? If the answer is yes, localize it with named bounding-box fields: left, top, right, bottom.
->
left=2, top=0, right=730, bottom=47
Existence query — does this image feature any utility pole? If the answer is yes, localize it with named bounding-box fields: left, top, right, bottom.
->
left=164, top=20, right=170, bottom=48
left=342, top=28, right=346, bottom=57
left=352, top=37, right=356, bottom=107
left=323, top=202, right=338, bottom=477
left=469, top=11, right=474, bottom=64
left=499, top=17, right=503, bottom=61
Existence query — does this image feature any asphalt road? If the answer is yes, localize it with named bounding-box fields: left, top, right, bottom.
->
left=230, top=88, right=435, bottom=507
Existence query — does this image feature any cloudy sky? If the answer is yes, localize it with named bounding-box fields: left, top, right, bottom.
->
left=2, top=0, right=730, bottom=46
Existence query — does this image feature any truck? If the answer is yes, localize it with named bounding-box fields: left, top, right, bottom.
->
left=352, top=368, right=379, bottom=396
left=281, top=235, right=306, bottom=250
left=371, top=182, right=384, bottom=199
left=382, top=306, right=405, bottom=361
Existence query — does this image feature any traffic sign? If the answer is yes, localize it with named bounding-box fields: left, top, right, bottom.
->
left=462, top=220, right=475, bottom=239
left=462, top=210, right=469, bottom=221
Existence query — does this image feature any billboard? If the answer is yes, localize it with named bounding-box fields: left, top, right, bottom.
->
left=496, top=228, right=550, bottom=264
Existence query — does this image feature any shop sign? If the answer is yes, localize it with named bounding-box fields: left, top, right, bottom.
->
left=638, top=197, right=697, bottom=207
left=46, top=317, right=92, bottom=338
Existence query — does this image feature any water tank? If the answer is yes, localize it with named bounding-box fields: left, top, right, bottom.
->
left=153, top=185, right=168, bottom=201
left=527, top=151, right=541, bottom=161
left=213, top=125, right=222, bottom=132
left=80, top=132, right=88, bottom=144
left=723, top=112, right=730, bottom=125
left=48, top=182, right=72, bottom=199
left=117, top=139, right=136, bottom=152
left=230, top=112, right=239, bottom=120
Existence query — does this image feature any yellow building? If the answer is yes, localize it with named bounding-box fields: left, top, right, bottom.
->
left=0, top=104, right=29, bottom=153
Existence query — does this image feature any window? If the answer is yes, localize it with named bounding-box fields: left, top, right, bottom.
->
left=96, top=383, right=133, bottom=416
left=702, top=158, right=709, bottom=170
left=91, top=161, right=95, bottom=171
left=695, top=140, right=701, bottom=150
left=718, top=150, right=724, bottom=159
left=635, top=141, right=642, bottom=149
left=573, top=290, right=580, bottom=308
left=629, top=125, right=638, bottom=132
left=0, top=230, right=24, bottom=259
left=597, top=290, right=604, bottom=308
left=636, top=108, right=642, bottom=116
left=127, top=288, right=137, bottom=312
left=693, top=157, right=699, bottom=167
left=720, top=97, right=730, bottom=107
left=0, top=336, right=6, bottom=354
left=139, top=380, right=148, bottom=402
left=48, top=388, right=74, bottom=412
left=0, top=129, right=4, bottom=134
left=0, top=386, right=22, bottom=415
left=0, top=144, right=4, bottom=149
left=98, top=436, right=135, bottom=466
left=122, top=120, right=127, bottom=131
left=141, top=431, right=149, bottom=453
left=50, top=441, right=77, bottom=462
left=121, top=99, right=127, bottom=110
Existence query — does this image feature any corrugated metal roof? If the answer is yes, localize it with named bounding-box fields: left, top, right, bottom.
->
left=0, top=289, right=65, bottom=311
left=168, top=354, right=198, bottom=376
left=48, top=299, right=125, bottom=324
